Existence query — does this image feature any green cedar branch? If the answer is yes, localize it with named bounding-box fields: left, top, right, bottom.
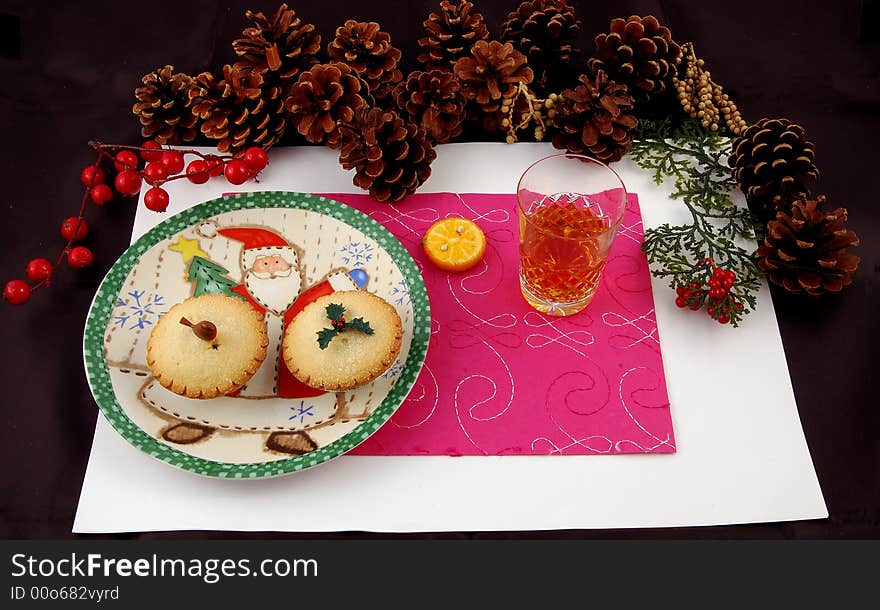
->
left=630, top=118, right=763, bottom=326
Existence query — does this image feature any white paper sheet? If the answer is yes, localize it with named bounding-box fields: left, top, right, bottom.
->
left=73, top=143, right=827, bottom=532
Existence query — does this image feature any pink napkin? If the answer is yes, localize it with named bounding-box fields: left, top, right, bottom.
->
left=321, top=192, right=675, bottom=456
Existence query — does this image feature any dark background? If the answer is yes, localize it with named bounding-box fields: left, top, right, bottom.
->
left=0, top=0, right=877, bottom=539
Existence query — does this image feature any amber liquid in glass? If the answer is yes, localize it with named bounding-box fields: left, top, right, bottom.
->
left=519, top=202, right=611, bottom=309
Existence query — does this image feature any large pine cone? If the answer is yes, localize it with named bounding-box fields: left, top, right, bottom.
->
left=393, top=70, right=466, bottom=144
left=588, top=15, right=681, bottom=105
left=188, top=64, right=287, bottom=155
left=454, top=40, right=534, bottom=114
left=327, top=20, right=403, bottom=101
left=338, top=107, right=437, bottom=202
left=500, top=0, right=581, bottom=92
left=286, top=62, right=367, bottom=148
left=729, top=118, right=819, bottom=220
left=757, top=195, right=860, bottom=296
left=232, top=3, right=321, bottom=97
left=132, top=65, right=198, bottom=145
left=551, top=71, right=637, bottom=163
left=417, top=0, right=489, bottom=72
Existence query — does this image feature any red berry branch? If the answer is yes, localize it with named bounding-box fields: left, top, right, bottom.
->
left=3, top=141, right=270, bottom=306
left=674, top=258, right=745, bottom=325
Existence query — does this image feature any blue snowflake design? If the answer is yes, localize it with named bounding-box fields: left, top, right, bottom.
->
left=288, top=401, right=316, bottom=424
left=339, top=241, right=374, bottom=266
left=381, top=358, right=404, bottom=380
left=113, top=290, right=167, bottom=330
left=390, top=278, right=411, bottom=306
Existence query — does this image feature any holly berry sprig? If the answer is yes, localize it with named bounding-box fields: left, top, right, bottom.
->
left=674, top=258, right=746, bottom=326
left=316, top=303, right=374, bottom=349
left=3, top=141, right=270, bottom=306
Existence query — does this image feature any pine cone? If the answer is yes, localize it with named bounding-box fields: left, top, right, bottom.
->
left=729, top=118, right=819, bottom=220
left=232, top=3, right=321, bottom=97
left=132, top=65, right=198, bottom=145
left=417, top=0, right=489, bottom=72
left=588, top=15, right=681, bottom=105
left=454, top=40, right=534, bottom=115
left=188, top=64, right=287, bottom=155
left=393, top=70, right=466, bottom=144
left=327, top=20, right=403, bottom=101
left=286, top=62, right=367, bottom=148
left=500, top=0, right=581, bottom=92
left=551, top=71, right=637, bottom=163
left=757, top=195, right=860, bottom=296
left=338, top=107, right=437, bottom=202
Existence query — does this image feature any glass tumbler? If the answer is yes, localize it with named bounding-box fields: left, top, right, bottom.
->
left=517, top=154, right=627, bottom=316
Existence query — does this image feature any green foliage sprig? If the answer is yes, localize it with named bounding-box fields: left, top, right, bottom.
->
left=630, top=119, right=763, bottom=326
left=317, top=302, right=374, bottom=349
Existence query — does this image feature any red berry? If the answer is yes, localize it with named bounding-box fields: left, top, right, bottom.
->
left=186, top=160, right=210, bottom=184
left=707, top=306, right=716, bottom=316
left=26, top=258, right=53, bottom=282
left=114, top=170, right=142, bottom=196
left=4, top=279, right=30, bottom=305
left=61, top=217, right=88, bottom=242
left=243, top=146, right=269, bottom=172
left=688, top=282, right=699, bottom=290
left=713, top=266, right=725, bottom=277
left=144, top=187, right=170, bottom=212
left=160, top=151, right=185, bottom=175
left=726, top=270, right=737, bottom=283
left=707, top=288, right=721, bottom=300
left=67, top=246, right=94, bottom=269
left=718, top=315, right=730, bottom=324
left=143, top=162, right=168, bottom=183
left=224, top=159, right=250, bottom=185
left=675, top=297, right=686, bottom=308
left=205, top=155, right=225, bottom=177
left=688, top=302, right=701, bottom=311
left=114, top=150, right=139, bottom=172
left=708, top=278, right=721, bottom=289
left=80, top=165, right=105, bottom=187
left=721, top=277, right=734, bottom=289
left=140, top=141, right=163, bottom=162
left=89, top=183, right=113, bottom=206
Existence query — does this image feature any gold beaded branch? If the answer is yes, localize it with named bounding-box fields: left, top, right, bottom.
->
left=673, top=42, right=747, bottom=135
left=499, top=83, right=559, bottom=144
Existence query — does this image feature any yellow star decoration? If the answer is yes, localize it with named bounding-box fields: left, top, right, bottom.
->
left=169, top=236, right=207, bottom=263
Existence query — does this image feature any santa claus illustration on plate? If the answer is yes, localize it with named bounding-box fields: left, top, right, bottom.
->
left=139, top=219, right=371, bottom=456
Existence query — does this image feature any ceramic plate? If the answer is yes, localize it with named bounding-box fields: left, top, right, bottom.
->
left=83, top=191, right=430, bottom=478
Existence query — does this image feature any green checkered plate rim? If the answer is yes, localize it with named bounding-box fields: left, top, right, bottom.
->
left=82, top=191, right=430, bottom=478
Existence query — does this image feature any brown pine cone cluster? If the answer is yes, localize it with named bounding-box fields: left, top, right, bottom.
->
left=418, top=0, right=489, bottom=72
left=757, top=195, right=860, bottom=296
left=454, top=40, right=534, bottom=121
left=232, top=3, right=321, bottom=97
left=393, top=70, right=466, bottom=144
left=500, top=0, right=580, bottom=92
left=132, top=65, right=198, bottom=145
left=588, top=15, right=681, bottom=106
left=328, top=20, right=403, bottom=101
left=551, top=71, right=637, bottom=163
left=729, top=118, right=819, bottom=220
left=286, top=63, right=367, bottom=148
left=338, top=107, right=437, bottom=202
left=188, top=64, right=287, bottom=155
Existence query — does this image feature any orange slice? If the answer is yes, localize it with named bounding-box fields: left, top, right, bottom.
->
left=422, top=217, right=487, bottom=272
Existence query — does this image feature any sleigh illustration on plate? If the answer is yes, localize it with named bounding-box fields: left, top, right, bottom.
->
left=87, top=192, right=429, bottom=475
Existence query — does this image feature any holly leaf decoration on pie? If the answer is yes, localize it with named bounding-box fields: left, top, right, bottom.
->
left=316, top=303, right=375, bottom=349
